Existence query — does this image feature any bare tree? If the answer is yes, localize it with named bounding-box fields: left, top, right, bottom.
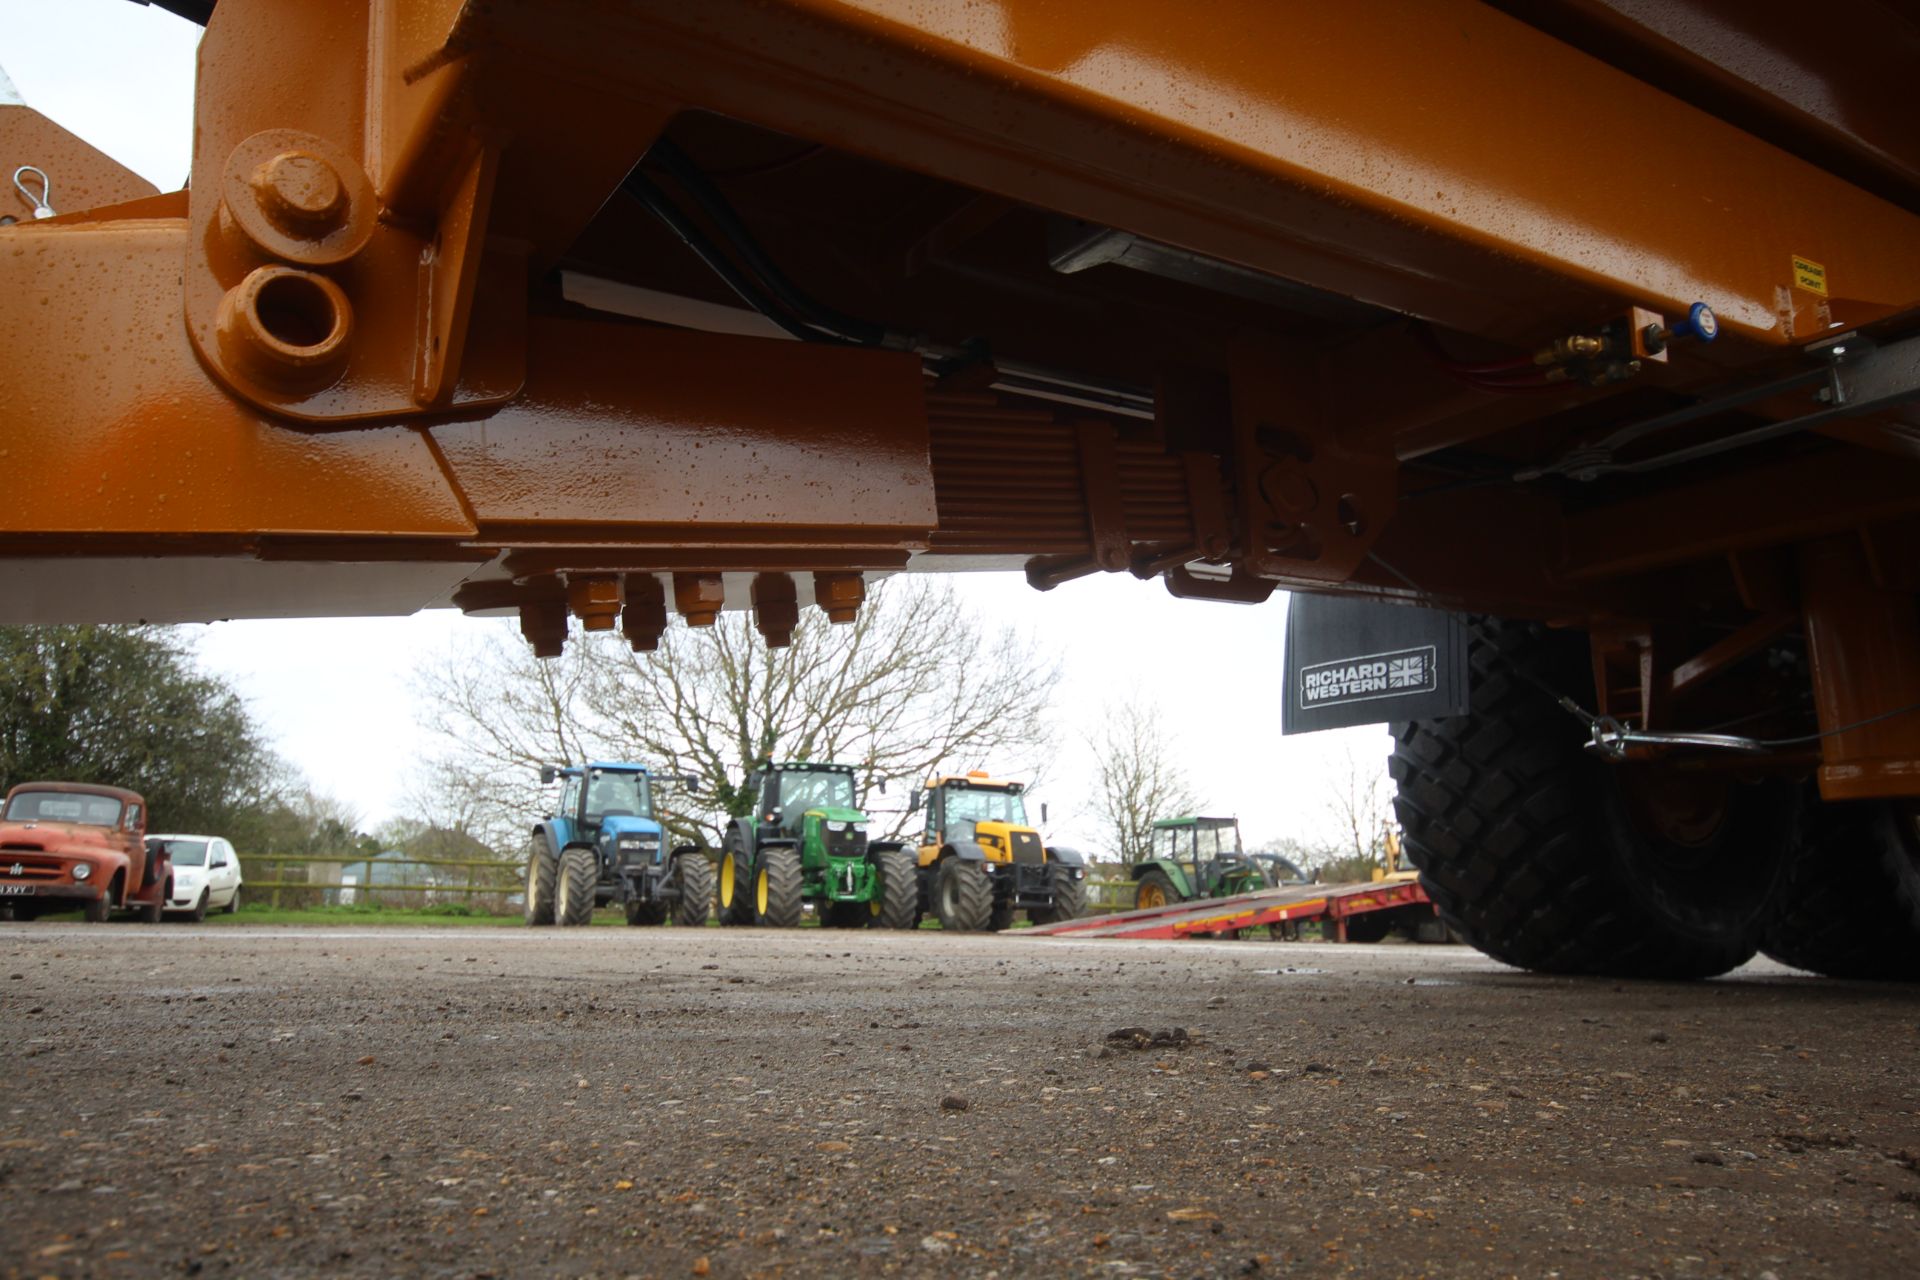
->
left=414, top=577, right=1062, bottom=848
left=1317, top=746, right=1395, bottom=881
left=1086, top=694, right=1199, bottom=862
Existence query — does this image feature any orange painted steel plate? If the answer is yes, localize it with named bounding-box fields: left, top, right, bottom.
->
left=0, top=221, right=473, bottom=540
left=430, top=319, right=935, bottom=547
left=1, top=106, right=157, bottom=220
left=513, top=0, right=1920, bottom=342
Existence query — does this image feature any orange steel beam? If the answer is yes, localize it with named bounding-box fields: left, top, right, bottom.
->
left=6, top=0, right=1920, bottom=802
left=167, top=0, right=1920, bottom=435
left=462, top=0, right=1920, bottom=346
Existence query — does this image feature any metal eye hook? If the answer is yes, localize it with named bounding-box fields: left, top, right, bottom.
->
left=12, top=166, right=54, bottom=219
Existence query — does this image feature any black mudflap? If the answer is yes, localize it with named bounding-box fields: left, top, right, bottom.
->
left=1282, top=595, right=1469, bottom=734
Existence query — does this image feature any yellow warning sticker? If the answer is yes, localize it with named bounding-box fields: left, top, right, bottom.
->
left=1792, top=256, right=1828, bottom=296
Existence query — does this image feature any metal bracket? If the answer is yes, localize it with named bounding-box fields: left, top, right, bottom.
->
left=181, top=0, right=525, bottom=424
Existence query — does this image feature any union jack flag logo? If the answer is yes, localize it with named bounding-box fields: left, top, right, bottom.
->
left=1387, top=655, right=1426, bottom=688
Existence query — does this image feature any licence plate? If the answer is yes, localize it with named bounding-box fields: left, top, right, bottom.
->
left=0, top=884, right=33, bottom=895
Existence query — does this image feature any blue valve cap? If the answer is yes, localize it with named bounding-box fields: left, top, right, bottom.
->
left=1675, top=301, right=1718, bottom=343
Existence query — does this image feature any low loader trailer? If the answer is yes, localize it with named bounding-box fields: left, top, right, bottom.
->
left=1026, top=875, right=1436, bottom=943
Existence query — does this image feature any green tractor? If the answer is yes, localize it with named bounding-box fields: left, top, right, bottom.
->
left=713, top=761, right=917, bottom=929
left=1129, top=815, right=1268, bottom=909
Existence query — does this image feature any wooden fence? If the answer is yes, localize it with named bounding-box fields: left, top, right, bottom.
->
left=239, top=853, right=525, bottom=912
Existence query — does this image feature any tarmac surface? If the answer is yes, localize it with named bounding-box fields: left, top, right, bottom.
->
left=1, top=924, right=1916, bottom=1278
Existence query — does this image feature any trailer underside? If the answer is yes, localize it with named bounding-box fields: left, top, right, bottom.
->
left=3, top=0, right=1919, bottom=977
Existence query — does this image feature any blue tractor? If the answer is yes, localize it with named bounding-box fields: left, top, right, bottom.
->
left=524, top=762, right=712, bottom=928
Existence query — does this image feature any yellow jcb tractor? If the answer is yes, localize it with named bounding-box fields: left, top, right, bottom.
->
left=910, top=771, right=1085, bottom=931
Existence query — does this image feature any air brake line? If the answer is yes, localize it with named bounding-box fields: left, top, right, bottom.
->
left=622, top=141, right=1157, bottom=417
left=619, top=169, right=848, bottom=346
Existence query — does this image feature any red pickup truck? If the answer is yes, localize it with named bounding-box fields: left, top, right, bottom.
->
left=0, top=782, right=169, bottom=923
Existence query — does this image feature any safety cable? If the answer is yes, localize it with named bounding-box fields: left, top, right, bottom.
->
left=1361, top=552, right=1920, bottom=754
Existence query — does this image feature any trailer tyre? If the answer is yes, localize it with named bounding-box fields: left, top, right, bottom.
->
left=524, top=832, right=558, bottom=926
left=869, top=849, right=919, bottom=930
left=1030, top=864, right=1085, bottom=925
left=556, top=847, right=598, bottom=927
left=935, top=858, right=992, bottom=932
left=1760, top=798, right=1920, bottom=980
left=1390, top=617, right=1796, bottom=979
left=672, top=853, right=714, bottom=928
left=753, top=846, right=804, bottom=928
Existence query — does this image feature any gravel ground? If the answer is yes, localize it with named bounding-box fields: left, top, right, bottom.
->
left=1, top=925, right=1917, bottom=1278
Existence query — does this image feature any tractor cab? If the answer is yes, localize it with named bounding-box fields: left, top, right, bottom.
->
left=746, top=762, right=861, bottom=846
left=914, top=772, right=1043, bottom=867
left=1132, top=815, right=1265, bottom=909
left=541, top=762, right=663, bottom=873
left=905, top=771, right=1084, bottom=932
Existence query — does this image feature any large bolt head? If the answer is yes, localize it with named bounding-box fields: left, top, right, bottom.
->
left=250, top=151, right=346, bottom=234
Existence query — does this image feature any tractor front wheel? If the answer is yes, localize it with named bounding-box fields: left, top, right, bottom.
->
left=869, top=849, right=919, bottom=930
left=524, top=832, right=558, bottom=926
left=716, top=847, right=757, bottom=926
left=935, top=858, right=992, bottom=932
left=1134, top=869, right=1179, bottom=911
left=1030, top=865, right=1086, bottom=925
left=672, top=853, right=714, bottom=928
left=555, top=848, right=598, bottom=927
left=753, top=847, right=804, bottom=928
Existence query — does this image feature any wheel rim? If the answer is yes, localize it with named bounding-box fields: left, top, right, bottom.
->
left=720, top=854, right=736, bottom=906
left=938, top=865, right=956, bottom=917
left=1138, top=881, right=1166, bottom=909
left=756, top=867, right=769, bottom=915
left=1616, top=767, right=1732, bottom=859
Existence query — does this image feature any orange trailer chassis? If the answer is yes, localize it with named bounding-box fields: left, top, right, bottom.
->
left=2, top=0, right=1920, bottom=802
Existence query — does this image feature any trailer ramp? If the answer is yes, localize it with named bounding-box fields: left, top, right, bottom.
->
left=1025, top=876, right=1433, bottom=941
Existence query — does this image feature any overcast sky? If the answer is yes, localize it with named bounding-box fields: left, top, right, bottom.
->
left=1, top=0, right=1393, bottom=852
